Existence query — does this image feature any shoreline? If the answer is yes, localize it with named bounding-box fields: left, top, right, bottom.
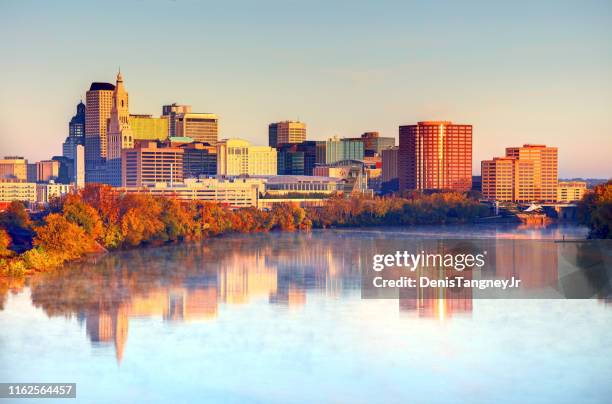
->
left=2, top=221, right=592, bottom=280
left=1, top=184, right=602, bottom=278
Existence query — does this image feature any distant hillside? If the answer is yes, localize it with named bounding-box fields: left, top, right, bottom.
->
left=560, top=178, right=610, bottom=189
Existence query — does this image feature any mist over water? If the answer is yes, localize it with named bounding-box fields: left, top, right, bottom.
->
left=1, top=224, right=611, bottom=403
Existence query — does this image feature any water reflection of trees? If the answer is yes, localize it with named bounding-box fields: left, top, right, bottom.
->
left=2, top=232, right=610, bottom=363
left=21, top=233, right=369, bottom=363
left=0, top=277, right=25, bottom=310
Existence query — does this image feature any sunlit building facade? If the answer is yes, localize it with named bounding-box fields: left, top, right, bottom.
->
left=74, top=144, right=85, bottom=188
left=482, top=144, right=558, bottom=203
left=122, top=177, right=265, bottom=208
left=129, top=114, right=169, bottom=141
left=36, top=182, right=74, bottom=204
left=162, top=103, right=192, bottom=137
left=505, top=144, right=558, bottom=203
left=174, top=113, right=218, bottom=145
left=262, top=175, right=343, bottom=196
left=121, top=141, right=183, bottom=187
left=106, top=71, right=134, bottom=187
left=313, top=160, right=370, bottom=195
left=268, top=121, right=306, bottom=148
left=481, top=157, right=521, bottom=202
left=35, top=160, right=60, bottom=182
left=0, top=156, right=28, bottom=181
left=216, top=139, right=277, bottom=176
left=557, top=181, right=587, bottom=203
left=399, top=121, right=473, bottom=192
left=85, top=82, right=115, bottom=168
left=0, top=180, right=36, bottom=203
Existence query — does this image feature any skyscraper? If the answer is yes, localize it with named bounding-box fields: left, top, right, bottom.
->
left=398, top=121, right=472, bottom=192
left=268, top=121, right=306, bottom=148
left=85, top=82, right=115, bottom=170
left=175, top=113, right=218, bottom=145
left=277, top=141, right=319, bottom=176
left=481, top=157, right=520, bottom=202
left=324, top=136, right=364, bottom=164
left=354, top=132, right=395, bottom=157
left=505, top=144, right=558, bottom=203
left=62, top=101, right=86, bottom=160
left=481, top=144, right=558, bottom=203
left=163, top=104, right=218, bottom=145
left=162, top=103, right=192, bottom=137
left=106, top=71, right=134, bottom=186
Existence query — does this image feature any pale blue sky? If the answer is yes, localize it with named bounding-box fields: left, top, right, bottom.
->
left=0, top=0, right=610, bottom=177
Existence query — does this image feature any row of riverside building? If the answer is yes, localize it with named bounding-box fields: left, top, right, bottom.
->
left=1, top=71, right=588, bottom=209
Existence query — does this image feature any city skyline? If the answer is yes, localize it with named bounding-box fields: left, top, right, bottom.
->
left=1, top=0, right=611, bottom=178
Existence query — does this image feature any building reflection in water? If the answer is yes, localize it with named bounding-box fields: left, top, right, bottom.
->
left=20, top=232, right=607, bottom=364
left=85, top=306, right=129, bottom=363
left=489, top=240, right=558, bottom=289
left=394, top=240, right=476, bottom=319
left=398, top=270, right=474, bottom=320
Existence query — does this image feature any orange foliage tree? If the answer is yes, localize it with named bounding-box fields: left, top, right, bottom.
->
left=62, top=193, right=104, bottom=239
left=0, top=229, right=12, bottom=258
left=33, top=213, right=97, bottom=260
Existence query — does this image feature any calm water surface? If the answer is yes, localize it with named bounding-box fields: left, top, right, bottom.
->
left=1, top=224, right=611, bottom=403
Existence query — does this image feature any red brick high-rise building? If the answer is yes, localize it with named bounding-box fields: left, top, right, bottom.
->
left=398, top=121, right=472, bottom=192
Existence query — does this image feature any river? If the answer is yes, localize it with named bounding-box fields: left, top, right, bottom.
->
left=0, top=224, right=611, bottom=403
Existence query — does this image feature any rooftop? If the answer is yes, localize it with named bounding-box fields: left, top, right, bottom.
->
left=418, top=121, right=453, bottom=125
left=254, top=175, right=340, bottom=183
left=89, top=82, right=115, bottom=91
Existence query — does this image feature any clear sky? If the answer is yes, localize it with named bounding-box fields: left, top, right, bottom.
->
left=0, top=0, right=610, bottom=177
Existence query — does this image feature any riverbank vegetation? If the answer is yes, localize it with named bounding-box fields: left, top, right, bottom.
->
left=308, top=192, right=487, bottom=227
left=578, top=180, right=612, bottom=239
left=0, top=184, right=486, bottom=276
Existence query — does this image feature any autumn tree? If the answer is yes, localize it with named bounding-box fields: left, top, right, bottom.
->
left=62, top=193, right=104, bottom=239
left=196, top=202, right=234, bottom=236
left=118, top=193, right=165, bottom=246
left=0, top=201, right=35, bottom=251
left=268, top=203, right=307, bottom=231
left=80, top=183, right=120, bottom=224
left=158, top=198, right=198, bottom=242
left=578, top=180, right=612, bottom=239
left=34, top=213, right=96, bottom=260
left=0, top=201, right=32, bottom=232
left=0, top=229, right=13, bottom=258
